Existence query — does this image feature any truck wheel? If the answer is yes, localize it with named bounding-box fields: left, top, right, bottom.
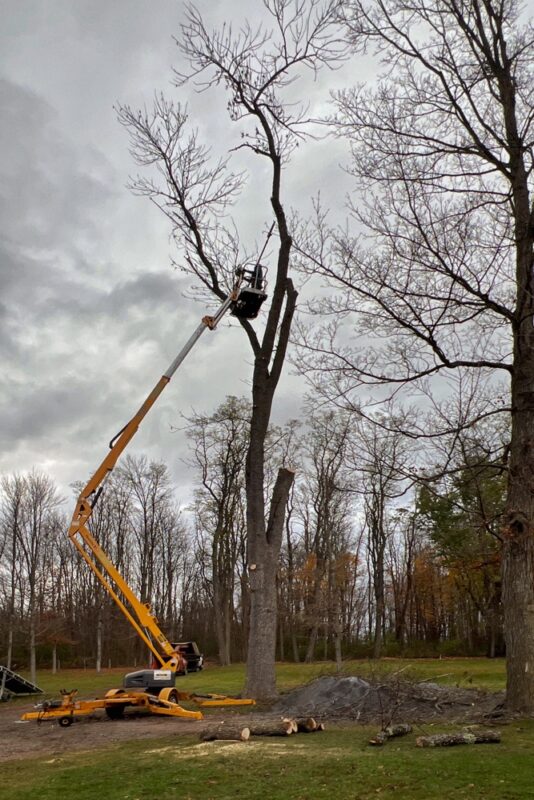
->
left=58, top=716, right=73, bottom=728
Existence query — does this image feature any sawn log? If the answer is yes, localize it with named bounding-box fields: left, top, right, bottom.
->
left=248, top=719, right=296, bottom=736
left=200, top=724, right=251, bottom=742
left=416, top=730, right=501, bottom=747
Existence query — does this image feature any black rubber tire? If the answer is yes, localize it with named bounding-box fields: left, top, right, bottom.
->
left=166, top=689, right=179, bottom=705
left=58, top=716, right=73, bottom=728
left=105, top=704, right=126, bottom=720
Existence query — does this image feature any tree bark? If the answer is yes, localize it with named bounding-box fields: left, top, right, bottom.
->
left=213, top=542, right=231, bottom=666
left=96, top=610, right=102, bottom=673
left=416, top=730, right=501, bottom=748
left=29, top=610, right=37, bottom=688
left=245, top=467, right=296, bottom=699
left=504, top=238, right=534, bottom=709
left=291, top=632, right=300, bottom=664
left=305, top=622, right=320, bottom=663
left=6, top=627, right=13, bottom=671
left=502, top=68, right=534, bottom=708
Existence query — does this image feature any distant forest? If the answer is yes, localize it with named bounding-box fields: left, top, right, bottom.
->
left=0, top=395, right=504, bottom=676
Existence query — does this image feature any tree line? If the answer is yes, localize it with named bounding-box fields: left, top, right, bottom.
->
left=0, top=396, right=505, bottom=684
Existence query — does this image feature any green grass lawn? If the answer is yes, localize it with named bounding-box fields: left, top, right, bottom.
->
left=2, top=659, right=520, bottom=800
left=2, top=720, right=534, bottom=800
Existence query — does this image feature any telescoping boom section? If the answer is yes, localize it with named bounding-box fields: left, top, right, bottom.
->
left=22, top=270, right=266, bottom=726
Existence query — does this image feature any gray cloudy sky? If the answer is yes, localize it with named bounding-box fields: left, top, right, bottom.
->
left=1, top=0, right=355, bottom=507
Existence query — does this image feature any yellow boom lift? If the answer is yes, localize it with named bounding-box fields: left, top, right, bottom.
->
left=22, top=264, right=267, bottom=726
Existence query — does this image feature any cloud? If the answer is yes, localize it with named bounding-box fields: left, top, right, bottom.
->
left=0, top=74, right=199, bottom=492
left=0, top=1, right=350, bottom=505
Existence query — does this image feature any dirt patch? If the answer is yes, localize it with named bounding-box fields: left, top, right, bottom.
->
left=0, top=702, right=206, bottom=763
left=0, top=676, right=507, bottom=763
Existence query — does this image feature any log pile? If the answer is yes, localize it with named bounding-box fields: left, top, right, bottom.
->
left=368, top=722, right=502, bottom=748
left=200, top=718, right=501, bottom=748
left=200, top=717, right=324, bottom=742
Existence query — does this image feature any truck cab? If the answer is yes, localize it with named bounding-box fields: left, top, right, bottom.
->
left=172, top=641, right=204, bottom=673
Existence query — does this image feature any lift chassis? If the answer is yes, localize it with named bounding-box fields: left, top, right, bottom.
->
left=21, top=687, right=253, bottom=726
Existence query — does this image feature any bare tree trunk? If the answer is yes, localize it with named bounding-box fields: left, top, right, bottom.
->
left=244, top=250, right=297, bottom=701
left=291, top=633, right=300, bottom=664
left=212, top=543, right=231, bottom=666
left=224, top=601, right=232, bottom=666
left=502, top=93, right=534, bottom=709
left=240, top=572, right=250, bottom=661
left=246, top=468, right=295, bottom=698
left=504, top=383, right=534, bottom=709
left=368, top=497, right=387, bottom=660
left=332, top=591, right=343, bottom=671
left=334, top=633, right=342, bottom=671
left=373, top=553, right=385, bottom=660
left=284, top=489, right=300, bottom=664
left=305, top=625, right=319, bottom=664
left=246, top=557, right=279, bottom=696
left=278, top=619, right=285, bottom=661
left=6, top=627, right=13, bottom=671
left=305, top=574, right=323, bottom=662
left=96, top=610, right=102, bottom=673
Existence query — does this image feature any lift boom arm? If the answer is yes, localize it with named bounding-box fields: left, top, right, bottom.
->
left=67, top=276, right=260, bottom=672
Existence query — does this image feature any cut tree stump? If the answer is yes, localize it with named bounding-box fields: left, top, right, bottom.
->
left=416, top=730, right=501, bottom=748
left=369, top=723, right=413, bottom=746
left=200, top=725, right=251, bottom=742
